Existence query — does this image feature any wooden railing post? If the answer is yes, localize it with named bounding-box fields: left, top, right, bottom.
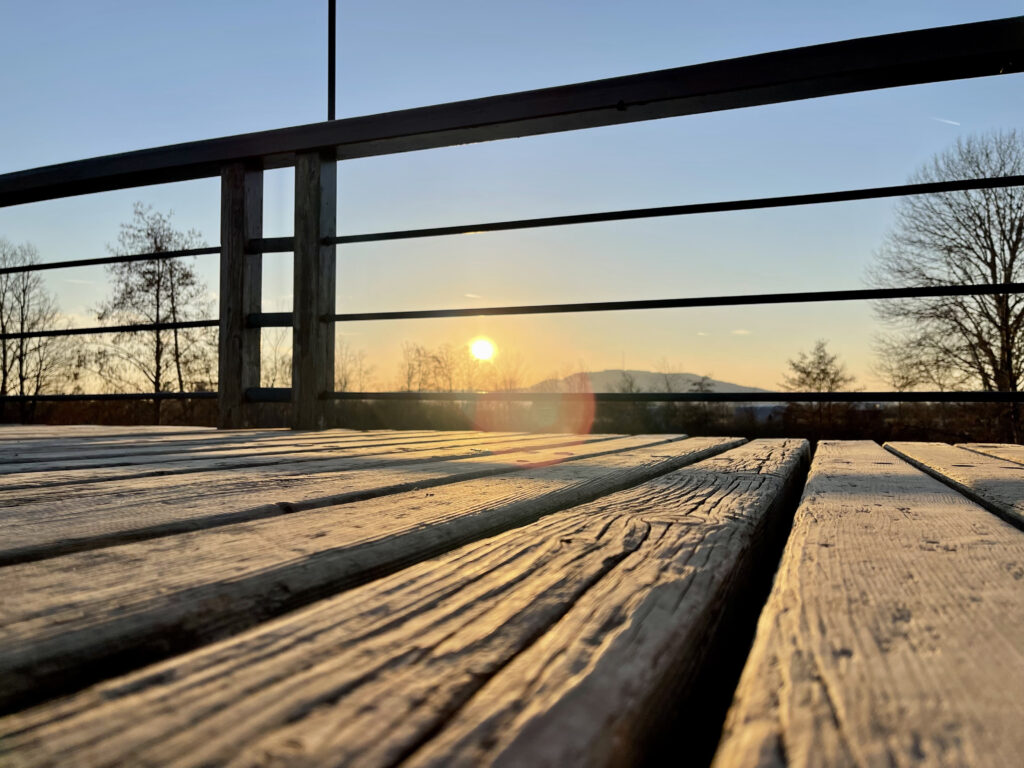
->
left=292, top=151, right=337, bottom=430
left=218, top=162, right=263, bottom=429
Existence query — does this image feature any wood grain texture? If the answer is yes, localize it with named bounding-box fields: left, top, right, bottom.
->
left=218, top=162, right=263, bottom=429
left=0, top=439, right=805, bottom=768
left=0, top=428, right=470, bottom=467
left=0, top=436, right=736, bottom=713
left=0, top=431, right=553, bottom=493
left=958, top=441, right=1024, bottom=466
left=712, top=440, right=1024, bottom=768
left=291, top=151, right=336, bottom=430
left=886, top=441, right=1024, bottom=529
left=0, top=433, right=617, bottom=565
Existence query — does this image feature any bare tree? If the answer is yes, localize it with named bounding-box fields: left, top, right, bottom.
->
left=92, top=204, right=214, bottom=422
left=398, top=342, right=427, bottom=391
left=260, top=328, right=292, bottom=388
left=869, top=130, right=1024, bottom=437
left=0, top=240, right=73, bottom=420
left=335, top=338, right=373, bottom=392
left=489, top=349, right=527, bottom=392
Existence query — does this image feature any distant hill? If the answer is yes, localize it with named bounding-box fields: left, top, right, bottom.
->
left=528, top=369, right=770, bottom=394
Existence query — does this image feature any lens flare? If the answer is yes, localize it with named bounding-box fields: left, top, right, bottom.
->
left=469, top=338, right=495, bottom=361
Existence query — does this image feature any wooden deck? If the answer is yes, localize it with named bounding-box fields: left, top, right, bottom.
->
left=1, top=427, right=1022, bottom=767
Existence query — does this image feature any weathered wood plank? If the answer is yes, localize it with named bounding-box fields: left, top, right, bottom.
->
left=0, top=425, right=217, bottom=454
left=958, top=441, right=1024, bottom=466
left=0, top=425, right=211, bottom=439
left=0, top=433, right=622, bottom=565
left=0, top=431, right=542, bottom=489
left=887, top=441, right=1024, bottom=529
left=0, top=439, right=806, bottom=768
left=0, top=436, right=741, bottom=714
left=0, top=427, right=470, bottom=466
left=712, top=440, right=1024, bottom=768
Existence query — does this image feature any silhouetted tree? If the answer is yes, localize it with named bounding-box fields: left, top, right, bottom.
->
left=0, top=239, right=73, bottom=420
left=782, top=339, right=856, bottom=434
left=870, top=130, right=1024, bottom=438
left=261, top=328, right=291, bottom=388
left=335, top=338, right=373, bottom=392
left=92, top=204, right=214, bottom=422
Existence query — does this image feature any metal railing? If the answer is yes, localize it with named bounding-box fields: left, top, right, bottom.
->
left=1, top=16, right=1023, bottom=428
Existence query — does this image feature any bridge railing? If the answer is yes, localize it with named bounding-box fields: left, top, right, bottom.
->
left=1, top=16, right=1022, bottom=429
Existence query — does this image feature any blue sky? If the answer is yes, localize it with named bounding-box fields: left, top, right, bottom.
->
left=1, top=1, right=1022, bottom=389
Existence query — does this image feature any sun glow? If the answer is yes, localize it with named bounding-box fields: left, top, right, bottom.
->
left=469, top=337, right=496, bottom=361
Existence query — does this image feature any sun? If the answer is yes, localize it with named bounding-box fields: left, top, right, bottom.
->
left=469, top=337, right=496, bottom=361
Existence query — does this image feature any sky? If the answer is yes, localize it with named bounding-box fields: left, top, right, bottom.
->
left=1, top=0, right=1023, bottom=390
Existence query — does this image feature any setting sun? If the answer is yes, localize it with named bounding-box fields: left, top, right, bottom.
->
left=469, top=337, right=495, bottom=361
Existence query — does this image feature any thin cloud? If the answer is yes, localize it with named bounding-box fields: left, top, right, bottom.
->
left=931, top=117, right=961, bottom=126
left=696, top=332, right=709, bottom=337
left=731, top=329, right=752, bottom=336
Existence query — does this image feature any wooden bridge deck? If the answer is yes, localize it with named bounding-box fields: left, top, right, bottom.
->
left=1, top=427, right=1022, bottom=767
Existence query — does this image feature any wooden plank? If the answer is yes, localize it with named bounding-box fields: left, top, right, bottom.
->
left=0, top=424, right=213, bottom=447
left=0, top=433, right=621, bottom=565
left=291, top=151, right=336, bottom=430
left=0, top=424, right=211, bottom=436
left=886, top=441, right=1024, bottom=529
left=218, top=162, right=264, bottom=428
left=0, top=429, right=523, bottom=477
left=0, top=431, right=569, bottom=492
left=712, top=440, right=1024, bottom=768
left=0, top=427, right=459, bottom=463
left=958, top=441, right=1024, bottom=466
left=0, top=439, right=805, bottom=767
left=0, top=436, right=742, bottom=713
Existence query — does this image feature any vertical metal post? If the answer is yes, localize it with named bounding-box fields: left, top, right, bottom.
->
left=328, top=0, right=336, bottom=121
left=218, top=163, right=263, bottom=429
left=292, top=151, right=336, bottom=430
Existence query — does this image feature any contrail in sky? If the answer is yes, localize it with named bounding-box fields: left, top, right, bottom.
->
left=931, top=117, right=961, bottom=126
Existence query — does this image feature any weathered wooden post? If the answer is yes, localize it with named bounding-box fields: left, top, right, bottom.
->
left=292, top=151, right=337, bottom=430
left=218, top=162, right=263, bottom=429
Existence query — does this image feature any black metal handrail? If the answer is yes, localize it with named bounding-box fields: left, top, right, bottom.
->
left=0, top=246, right=219, bottom=275
left=321, top=175, right=1024, bottom=246
left=0, top=319, right=219, bottom=342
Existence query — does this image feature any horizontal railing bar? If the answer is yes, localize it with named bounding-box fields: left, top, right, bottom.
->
left=317, top=391, right=1024, bottom=403
left=249, top=237, right=294, bottom=254
left=0, top=246, right=220, bottom=275
left=246, top=387, right=291, bottom=403
left=0, top=392, right=217, bottom=402
left=2, top=16, right=1021, bottom=207
left=326, top=175, right=1024, bottom=245
left=0, top=319, right=219, bottom=341
left=249, top=312, right=292, bottom=328
left=320, top=283, right=1024, bottom=323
